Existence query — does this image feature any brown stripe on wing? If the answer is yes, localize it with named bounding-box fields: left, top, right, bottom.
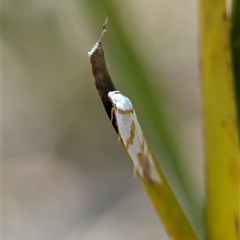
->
left=137, top=152, right=155, bottom=184
left=126, top=121, right=136, bottom=150
left=116, top=108, right=134, bottom=115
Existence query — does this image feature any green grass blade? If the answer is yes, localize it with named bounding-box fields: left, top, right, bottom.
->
left=141, top=154, right=198, bottom=239
left=200, top=0, right=240, bottom=239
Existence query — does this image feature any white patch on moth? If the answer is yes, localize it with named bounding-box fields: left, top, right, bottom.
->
left=108, top=91, right=162, bottom=184
left=88, top=41, right=99, bottom=57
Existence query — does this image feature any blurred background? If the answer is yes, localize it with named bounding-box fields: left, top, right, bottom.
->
left=3, top=0, right=204, bottom=239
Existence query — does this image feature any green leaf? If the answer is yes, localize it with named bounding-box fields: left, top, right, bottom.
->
left=200, top=1, right=240, bottom=239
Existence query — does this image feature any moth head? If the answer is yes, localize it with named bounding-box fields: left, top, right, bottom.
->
left=108, top=91, right=133, bottom=111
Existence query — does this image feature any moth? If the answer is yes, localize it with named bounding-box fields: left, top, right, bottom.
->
left=108, top=91, right=161, bottom=184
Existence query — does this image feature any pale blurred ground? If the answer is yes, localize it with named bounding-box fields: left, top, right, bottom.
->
left=2, top=0, right=204, bottom=239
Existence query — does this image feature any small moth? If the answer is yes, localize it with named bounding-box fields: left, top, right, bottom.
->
left=108, top=91, right=162, bottom=184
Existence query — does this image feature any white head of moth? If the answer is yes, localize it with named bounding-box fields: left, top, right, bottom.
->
left=108, top=91, right=162, bottom=184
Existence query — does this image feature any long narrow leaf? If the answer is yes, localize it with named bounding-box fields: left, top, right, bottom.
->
left=200, top=1, right=240, bottom=239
